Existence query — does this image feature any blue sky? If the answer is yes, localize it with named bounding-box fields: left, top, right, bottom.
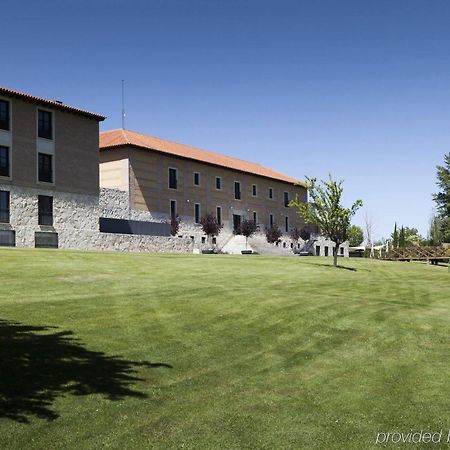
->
left=3, top=0, right=450, bottom=239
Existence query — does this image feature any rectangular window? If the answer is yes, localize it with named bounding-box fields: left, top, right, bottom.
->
left=0, top=146, right=9, bottom=177
left=234, top=181, right=241, bottom=200
left=193, top=172, right=200, bottom=186
left=38, top=153, right=53, bottom=183
left=216, top=206, right=222, bottom=225
left=269, top=214, right=274, bottom=228
left=38, top=195, right=53, bottom=226
left=325, top=246, right=329, bottom=257
left=285, top=216, right=289, bottom=232
left=252, top=184, right=257, bottom=196
left=340, top=246, right=344, bottom=255
left=194, top=203, right=200, bottom=224
left=284, top=192, right=290, bottom=207
left=170, top=200, right=177, bottom=218
left=38, top=109, right=53, bottom=139
left=216, top=176, right=222, bottom=190
left=253, top=211, right=257, bottom=223
left=0, top=100, right=10, bottom=131
left=269, top=187, right=273, bottom=199
left=168, top=168, right=178, bottom=189
left=0, top=190, right=10, bottom=223
left=0, top=230, right=15, bottom=247
left=315, top=245, right=320, bottom=256
left=35, top=231, right=58, bottom=249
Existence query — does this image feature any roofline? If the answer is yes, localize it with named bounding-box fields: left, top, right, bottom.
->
left=0, top=86, right=106, bottom=121
left=100, top=142, right=308, bottom=187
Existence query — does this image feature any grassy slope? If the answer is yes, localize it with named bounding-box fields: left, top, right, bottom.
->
left=0, top=249, right=449, bottom=449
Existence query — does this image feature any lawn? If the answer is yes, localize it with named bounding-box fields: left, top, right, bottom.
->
left=0, top=249, right=449, bottom=449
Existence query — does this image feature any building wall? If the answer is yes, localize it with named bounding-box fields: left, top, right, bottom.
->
left=0, top=94, right=99, bottom=196
left=100, top=146, right=308, bottom=234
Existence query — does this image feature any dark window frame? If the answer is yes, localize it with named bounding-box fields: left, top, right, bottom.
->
left=0, top=100, right=10, bottom=131
left=269, top=187, right=274, bottom=199
left=253, top=211, right=257, bottom=223
left=269, top=214, right=274, bottom=228
left=0, top=190, right=10, bottom=223
left=168, top=167, right=178, bottom=190
left=216, top=206, right=222, bottom=225
left=0, top=146, right=10, bottom=178
left=194, top=203, right=200, bottom=224
left=38, top=195, right=53, bottom=226
left=234, top=181, right=241, bottom=200
left=252, top=184, right=257, bottom=196
left=170, top=200, right=177, bottom=219
left=216, top=176, right=222, bottom=190
left=38, top=109, right=53, bottom=140
left=193, top=172, right=200, bottom=186
left=284, top=191, right=290, bottom=207
left=285, top=216, right=289, bottom=232
left=38, top=152, right=53, bottom=183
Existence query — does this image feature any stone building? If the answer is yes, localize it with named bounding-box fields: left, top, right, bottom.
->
left=0, top=85, right=347, bottom=256
left=99, top=129, right=310, bottom=248
left=0, top=86, right=104, bottom=248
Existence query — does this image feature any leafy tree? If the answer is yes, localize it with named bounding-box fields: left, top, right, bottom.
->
left=403, top=227, right=423, bottom=247
left=432, top=153, right=450, bottom=242
left=392, top=222, right=399, bottom=248
left=199, top=213, right=223, bottom=246
left=347, top=225, right=364, bottom=247
left=290, top=175, right=362, bottom=266
left=398, top=226, right=406, bottom=248
left=265, top=225, right=282, bottom=244
left=170, top=215, right=180, bottom=236
left=290, top=227, right=301, bottom=244
left=240, top=219, right=258, bottom=249
left=299, top=226, right=311, bottom=241
left=433, top=153, right=450, bottom=217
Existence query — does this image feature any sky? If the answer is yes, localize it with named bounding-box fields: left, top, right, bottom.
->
left=3, top=0, right=450, bottom=240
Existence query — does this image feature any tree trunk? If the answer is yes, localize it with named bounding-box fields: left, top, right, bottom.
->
left=333, top=245, right=339, bottom=267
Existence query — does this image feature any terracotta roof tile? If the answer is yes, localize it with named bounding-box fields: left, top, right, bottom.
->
left=100, top=129, right=305, bottom=186
left=0, top=86, right=105, bottom=121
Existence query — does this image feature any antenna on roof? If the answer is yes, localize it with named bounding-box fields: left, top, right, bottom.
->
left=121, top=79, right=126, bottom=129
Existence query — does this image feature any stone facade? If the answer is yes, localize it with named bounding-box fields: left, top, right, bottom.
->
left=0, top=184, right=193, bottom=253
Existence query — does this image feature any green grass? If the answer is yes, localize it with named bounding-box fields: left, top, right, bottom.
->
left=0, top=249, right=449, bottom=449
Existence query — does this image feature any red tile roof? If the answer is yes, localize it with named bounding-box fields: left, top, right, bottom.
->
left=0, top=86, right=105, bottom=121
left=100, top=129, right=305, bottom=186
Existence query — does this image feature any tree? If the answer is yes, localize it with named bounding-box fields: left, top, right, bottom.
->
left=363, top=212, right=376, bottom=248
left=433, top=153, right=450, bottom=217
left=432, top=153, right=450, bottom=242
left=347, top=225, right=364, bottom=247
left=290, top=227, right=301, bottom=245
left=428, top=214, right=444, bottom=246
left=199, top=213, right=223, bottom=246
left=170, top=215, right=180, bottom=236
left=265, top=225, right=282, bottom=244
left=403, top=227, right=423, bottom=247
left=392, top=223, right=399, bottom=248
left=290, top=175, right=363, bottom=266
left=240, top=219, right=258, bottom=249
left=299, top=226, right=311, bottom=241
left=398, top=226, right=406, bottom=248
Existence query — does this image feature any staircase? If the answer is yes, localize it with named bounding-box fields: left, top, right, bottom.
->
left=299, top=238, right=317, bottom=255
left=248, top=235, right=294, bottom=256
left=221, top=235, right=254, bottom=254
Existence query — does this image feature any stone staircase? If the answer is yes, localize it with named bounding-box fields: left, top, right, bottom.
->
left=247, top=235, right=294, bottom=256
left=221, top=234, right=254, bottom=254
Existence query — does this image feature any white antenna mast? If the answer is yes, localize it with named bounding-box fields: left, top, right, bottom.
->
left=121, top=79, right=126, bottom=129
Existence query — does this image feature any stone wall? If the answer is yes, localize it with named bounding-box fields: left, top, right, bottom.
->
left=1, top=185, right=193, bottom=253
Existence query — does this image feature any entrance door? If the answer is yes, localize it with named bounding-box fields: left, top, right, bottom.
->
left=233, top=214, right=241, bottom=234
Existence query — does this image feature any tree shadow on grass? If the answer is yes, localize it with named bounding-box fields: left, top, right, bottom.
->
left=0, top=319, right=172, bottom=423
left=304, top=262, right=359, bottom=272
